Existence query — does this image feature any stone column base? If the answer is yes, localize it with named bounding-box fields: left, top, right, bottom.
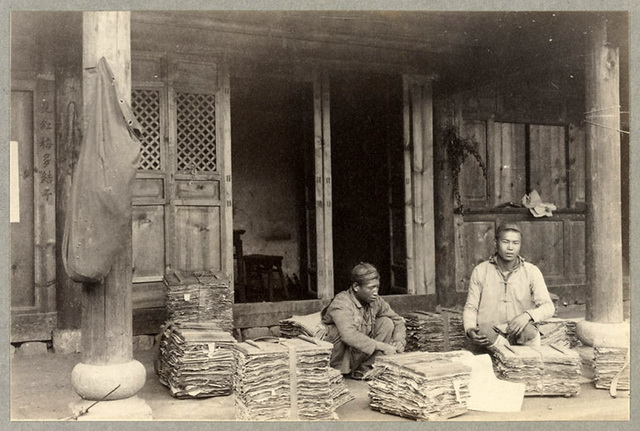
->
left=69, top=396, right=152, bottom=420
left=575, top=320, right=629, bottom=348
left=71, top=360, right=147, bottom=400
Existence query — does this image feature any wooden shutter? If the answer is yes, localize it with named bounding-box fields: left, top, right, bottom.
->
left=131, top=53, right=232, bottom=309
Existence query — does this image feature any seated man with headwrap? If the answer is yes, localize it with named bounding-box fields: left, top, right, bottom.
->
left=321, top=262, right=406, bottom=380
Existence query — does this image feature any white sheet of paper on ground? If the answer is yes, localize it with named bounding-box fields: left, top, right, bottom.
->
left=433, top=351, right=525, bottom=412
left=460, top=353, right=525, bottom=412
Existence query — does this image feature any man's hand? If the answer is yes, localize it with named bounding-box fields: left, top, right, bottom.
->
left=391, top=339, right=406, bottom=353
left=507, top=312, right=532, bottom=336
left=466, top=328, right=490, bottom=346
left=376, top=342, right=398, bottom=355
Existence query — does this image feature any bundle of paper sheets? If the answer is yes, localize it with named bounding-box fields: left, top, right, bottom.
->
left=538, top=318, right=582, bottom=348
left=164, top=271, right=233, bottom=332
left=593, top=346, right=630, bottom=391
left=233, top=337, right=339, bottom=421
left=368, top=351, right=472, bottom=420
left=278, top=312, right=323, bottom=339
left=404, top=311, right=468, bottom=352
left=328, top=367, right=355, bottom=410
left=156, top=323, right=237, bottom=398
left=491, top=344, right=582, bottom=396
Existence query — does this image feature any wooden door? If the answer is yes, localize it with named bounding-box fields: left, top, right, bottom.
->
left=10, top=79, right=57, bottom=342
left=131, top=54, right=232, bottom=310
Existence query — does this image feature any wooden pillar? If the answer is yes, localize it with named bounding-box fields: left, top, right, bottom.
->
left=576, top=16, right=628, bottom=349
left=71, top=11, right=146, bottom=401
left=584, top=18, right=624, bottom=323
left=433, top=94, right=459, bottom=307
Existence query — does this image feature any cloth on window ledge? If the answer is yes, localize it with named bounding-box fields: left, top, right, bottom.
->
left=521, top=189, right=557, bottom=218
left=62, top=57, right=142, bottom=283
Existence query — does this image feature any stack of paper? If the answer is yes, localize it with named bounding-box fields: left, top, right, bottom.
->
left=328, top=367, right=355, bottom=410
left=539, top=318, right=582, bottom=348
left=492, top=345, right=581, bottom=396
left=233, top=337, right=337, bottom=421
left=404, top=311, right=468, bottom=352
left=164, top=271, right=233, bottom=332
left=593, top=346, right=630, bottom=391
left=279, top=312, right=322, bottom=339
left=156, top=323, right=237, bottom=398
left=368, top=351, right=472, bottom=420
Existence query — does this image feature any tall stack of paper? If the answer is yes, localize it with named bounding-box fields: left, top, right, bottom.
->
left=156, top=323, right=237, bottom=398
left=164, top=271, right=233, bottom=332
left=233, top=338, right=338, bottom=421
left=593, top=346, right=630, bottom=391
left=492, top=345, right=582, bottom=396
left=404, top=311, right=468, bottom=352
left=368, top=352, right=472, bottom=420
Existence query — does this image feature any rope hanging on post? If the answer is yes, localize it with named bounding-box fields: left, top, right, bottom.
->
left=583, top=105, right=630, bottom=135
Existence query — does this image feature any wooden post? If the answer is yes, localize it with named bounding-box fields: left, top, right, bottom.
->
left=71, top=11, right=147, bottom=402
left=576, top=16, right=628, bottom=348
left=433, top=95, right=458, bottom=307
left=584, top=18, right=624, bottom=323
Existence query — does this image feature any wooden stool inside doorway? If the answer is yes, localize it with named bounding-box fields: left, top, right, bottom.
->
left=243, top=254, right=289, bottom=302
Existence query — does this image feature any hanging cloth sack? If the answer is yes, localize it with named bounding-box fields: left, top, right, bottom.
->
left=62, top=57, right=142, bottom=283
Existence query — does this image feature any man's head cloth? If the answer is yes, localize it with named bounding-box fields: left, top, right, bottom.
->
left=350, top=262, right=379, bottom=285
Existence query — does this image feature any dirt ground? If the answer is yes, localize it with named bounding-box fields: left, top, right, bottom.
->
left=8, top=303, right=631, bottom=423
left=9, top=345, right=630, bottom=423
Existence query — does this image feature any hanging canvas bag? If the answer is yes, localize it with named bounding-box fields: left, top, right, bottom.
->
left=62, top=57, right=142, bottom=283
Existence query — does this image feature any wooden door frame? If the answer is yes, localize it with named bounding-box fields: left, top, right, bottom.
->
left=11, top=77, right=58, bottom=342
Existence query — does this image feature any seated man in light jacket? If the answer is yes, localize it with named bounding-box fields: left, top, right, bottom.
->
left=321, top=262, right=406, bottom=379
left=463, top=222, right=555, bottom=349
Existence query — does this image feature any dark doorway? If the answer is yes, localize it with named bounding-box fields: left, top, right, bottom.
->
left=230, top=76, right=315, bottom=302
left=330, top=72, right=404, bottom=295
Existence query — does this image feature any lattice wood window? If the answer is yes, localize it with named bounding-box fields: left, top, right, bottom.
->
left=132, top=89, right=162, bottom=171
left=176, top=92, right=217, bottom=172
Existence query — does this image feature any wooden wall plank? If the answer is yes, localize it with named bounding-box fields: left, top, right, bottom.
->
left=132, top=205, right=166, bottom=281
left=402, top=76, right=415, bottom=295
left=460, top=120, right=488, bottom=203
left=174, top=206, right=222, bottom=272
left=566, top=220, right=586, bottom=277
left=529, top=124, right=567, bottom=207
left=10, top=87, right=36, bottom=308
left=519, top=221, right=564, bottom=277
left=455, top=220, right=495, bottom=291
left=420, top=81, right=436, bottom=295
left=568, top=123, right=586, bottom=207
left=410, top=83, right=425, bottom=295
left=493, top=122, right=526, bottom=204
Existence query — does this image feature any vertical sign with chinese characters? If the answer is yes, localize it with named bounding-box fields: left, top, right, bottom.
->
left=34, top=76, right=57, bottom=312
